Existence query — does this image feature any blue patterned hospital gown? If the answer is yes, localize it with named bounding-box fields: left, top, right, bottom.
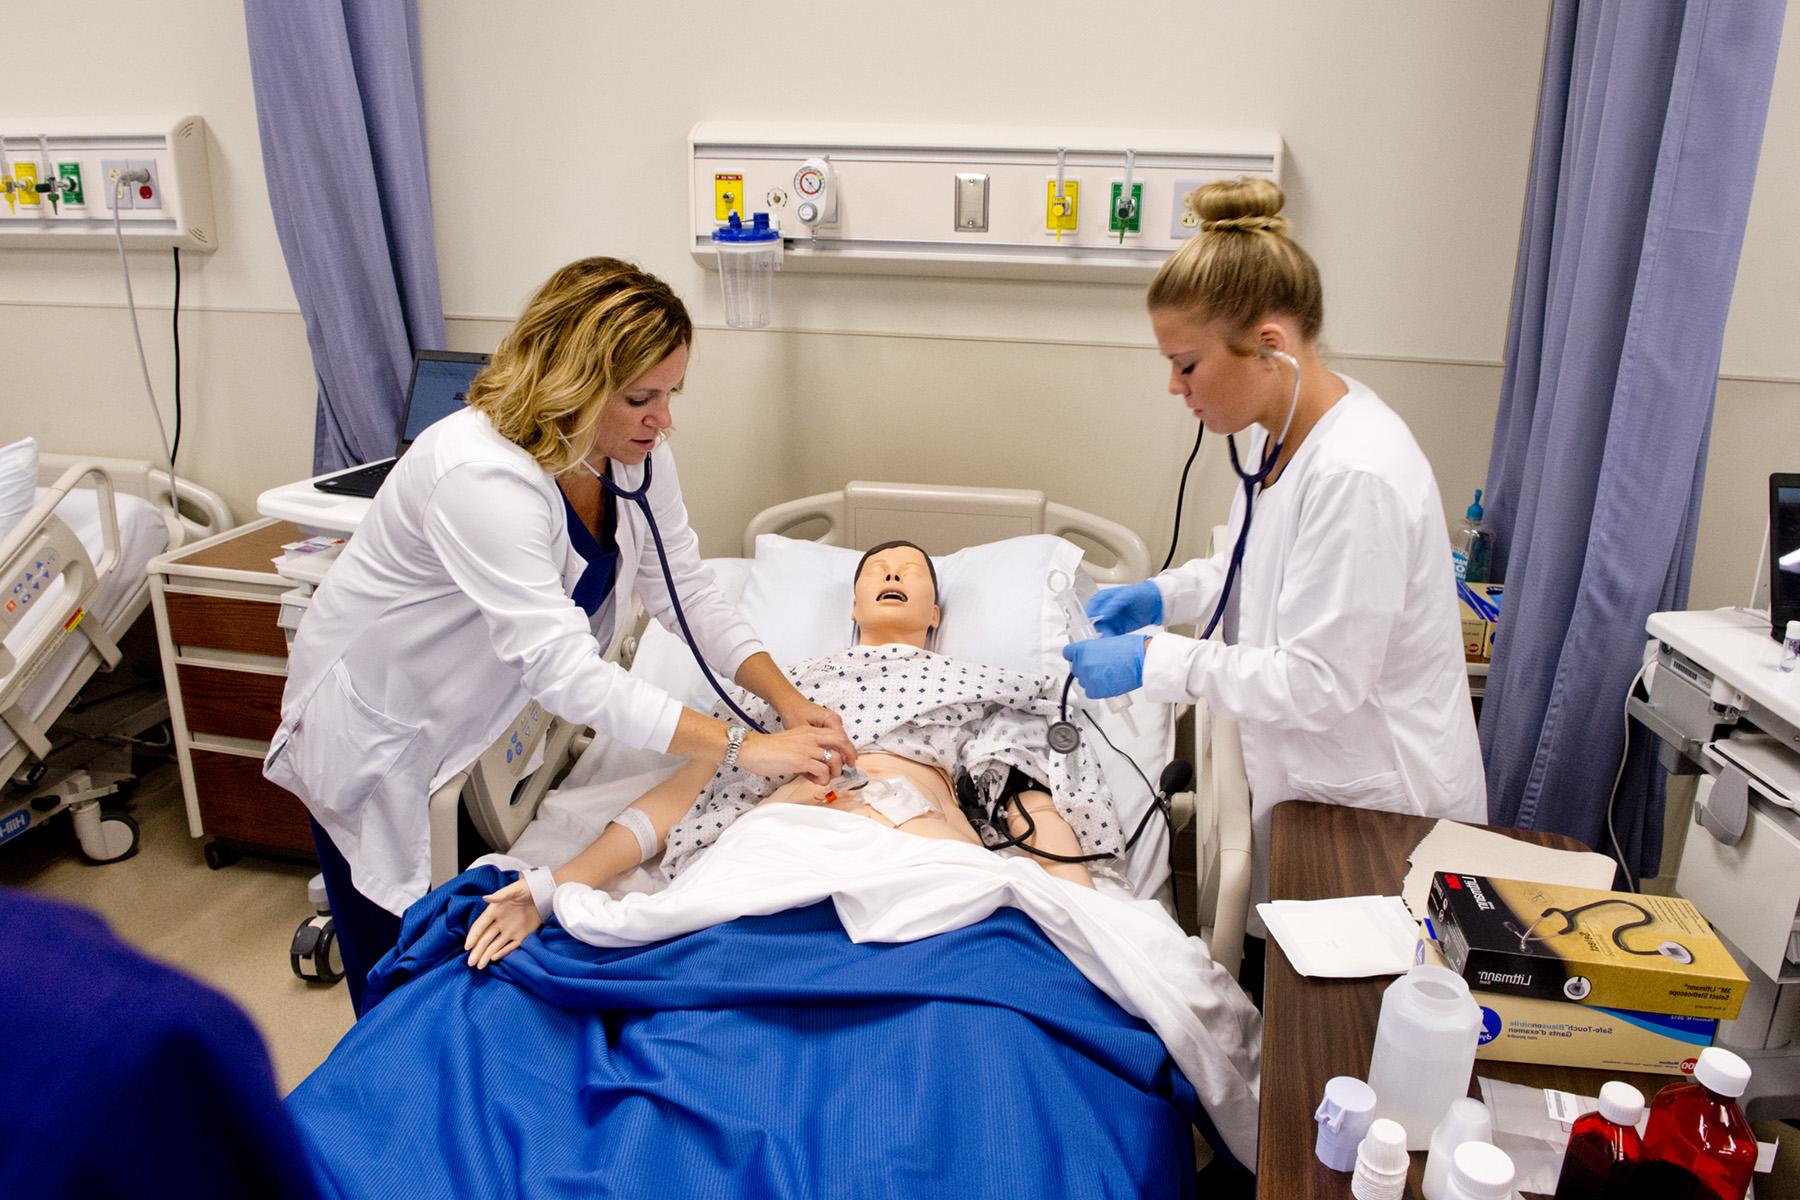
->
left=663, top=643, right=1121, bottom=875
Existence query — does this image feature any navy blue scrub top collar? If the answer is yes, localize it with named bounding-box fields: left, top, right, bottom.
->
left=560, top=481, right=620, bottom=617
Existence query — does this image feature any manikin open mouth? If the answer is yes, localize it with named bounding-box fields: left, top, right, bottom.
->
left=877, top=588, right=908, bottom=602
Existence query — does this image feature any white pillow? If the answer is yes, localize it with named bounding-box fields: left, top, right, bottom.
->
left=737, top=533, right=1081, bottom=675
left=0, top=437, right=37, bottom=544
left=628, top=558, right=755, bottom=711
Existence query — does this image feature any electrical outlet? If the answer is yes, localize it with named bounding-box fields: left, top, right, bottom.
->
left=56, top=162, right=83, bottom=207
left=713, top=173, right=744, bottom=223
left=1108, top=181, right=1143, bottom=236
left=128, top=159, right=161, bottom=210
left=1170, top=176, right=1208, bottom=238
left=13, top=162, right=38, bottom=207
left=1044, top=177, right=1080, bottom=236
left=101, top=159, right=133, bottom=210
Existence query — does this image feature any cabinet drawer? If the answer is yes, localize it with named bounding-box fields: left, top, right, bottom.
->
left=177, top=665, right=286, bottom=742
left=192, top=749, right=315, bottom=855
left=164, top=592, right=288, bottom=658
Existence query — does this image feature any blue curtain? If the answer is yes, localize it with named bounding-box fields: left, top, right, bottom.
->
left=1481, top=0, right=1785, bottom=877
left=244, top=0, right=446, bottom=472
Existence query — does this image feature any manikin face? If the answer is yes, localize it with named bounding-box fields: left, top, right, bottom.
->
left=1150, top=309, right=1286, bottom=438
left=851, top=545, right=941, bottom=645
left=587, top=344, right=688, bottom=467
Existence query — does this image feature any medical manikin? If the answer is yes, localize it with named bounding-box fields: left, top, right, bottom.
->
left=466, top=541, right=1113, bottom=968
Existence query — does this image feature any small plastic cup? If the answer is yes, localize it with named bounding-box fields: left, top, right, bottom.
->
left=712, top=212, right=782, bottom=329
left=1315, top=1075, right=1378, bottom=1172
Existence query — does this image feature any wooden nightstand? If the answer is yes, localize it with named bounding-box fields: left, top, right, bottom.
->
left=148, top=519, right=314, bottom=867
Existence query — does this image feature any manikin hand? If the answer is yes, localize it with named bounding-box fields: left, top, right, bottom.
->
left=465, top=879, right=541, bottom=970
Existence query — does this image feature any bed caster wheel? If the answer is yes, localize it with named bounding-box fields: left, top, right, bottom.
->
left=81, top=812, right=139, bottom=864
left=291, top=915, right=344, bottom=985
left=203, top=841, right=240, bottom=870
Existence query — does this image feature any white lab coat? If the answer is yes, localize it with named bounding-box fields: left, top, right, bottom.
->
left=1140, top=376, right=1486, bottom=921
left=264, top=408, right=762, bottom=915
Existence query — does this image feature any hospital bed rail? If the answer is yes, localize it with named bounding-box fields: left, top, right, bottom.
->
left=2, top=455, right=231, bottom=862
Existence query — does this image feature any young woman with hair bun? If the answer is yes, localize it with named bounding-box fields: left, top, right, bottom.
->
left=1064, top=178, right=1486, bottom=927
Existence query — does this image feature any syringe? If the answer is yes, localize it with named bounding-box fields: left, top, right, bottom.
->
left=1049, top=568, right=1139, bottom=734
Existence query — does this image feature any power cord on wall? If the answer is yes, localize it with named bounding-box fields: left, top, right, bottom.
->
left=1603, top=659, right=1652, bottom=893
left=171, top=247, right=183, bottom=468
left=110, top=172, right=181, bottom=509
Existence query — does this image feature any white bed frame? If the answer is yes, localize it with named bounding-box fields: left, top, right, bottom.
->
left=427, top=482, right=1252, bottom=973
left=0, top=454, right=232, bottom=861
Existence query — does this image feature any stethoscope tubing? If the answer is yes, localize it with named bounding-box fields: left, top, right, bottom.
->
left=595, top=454, right=771, bottom=735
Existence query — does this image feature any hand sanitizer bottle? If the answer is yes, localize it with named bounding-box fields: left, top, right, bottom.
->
left=1782, top=621, right=1800, bottom=673
left=1452, top=490, right=1492, bottom=583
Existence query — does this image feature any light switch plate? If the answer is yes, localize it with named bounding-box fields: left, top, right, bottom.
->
left=954, top=172, right=988, bottom=233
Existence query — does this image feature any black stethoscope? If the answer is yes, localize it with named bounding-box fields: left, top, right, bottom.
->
left=1047, top=348, right=1302, bottom=754
left=1506, top=898, right=1696, bottom=964
left=586, top=452, right=770, bottom=735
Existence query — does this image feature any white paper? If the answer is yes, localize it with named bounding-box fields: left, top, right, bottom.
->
left=1402, top=819, right=1619, bottom=920
left=1255, top=895, right=1420, bottom=978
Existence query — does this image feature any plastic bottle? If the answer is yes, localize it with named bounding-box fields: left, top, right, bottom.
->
left=1423, top=1097, right=1492, bottom=1200
left=1638, top=1046, right=1757, bottom=1200
left=1781, top=620, right=1800, bottom=673
left=1452, top=490, right=1492, bottom=583
left=1365, top=964, right=1484, bottom=1150
left=1551, top=1081, right=1643, bottom=1199
left=1442, top=1142, right=1516, bottom=1200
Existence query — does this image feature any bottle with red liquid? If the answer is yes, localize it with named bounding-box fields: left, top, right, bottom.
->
left=1551, top=1081, right=1643, bottom=1199
left=1637, top=1046, right=1757, bottom=1200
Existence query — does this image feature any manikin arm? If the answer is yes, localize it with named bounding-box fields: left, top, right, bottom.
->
left=465, top=757, right=716, bottom=968
left=1006, top=791, right=1094, bottom=889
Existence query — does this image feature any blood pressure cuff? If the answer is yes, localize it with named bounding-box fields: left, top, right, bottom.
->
left=955, top=765, right=1049, bottom=827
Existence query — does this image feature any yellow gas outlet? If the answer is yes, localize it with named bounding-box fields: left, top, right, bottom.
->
left=1045, top=178, right=1079, bottom=237
left=14, top=162, right=38, bottom=207
left=713, top=173, right=745, bottom=223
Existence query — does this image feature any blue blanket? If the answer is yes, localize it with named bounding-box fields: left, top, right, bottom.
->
left=289, top=867, right=1204, bottom=1199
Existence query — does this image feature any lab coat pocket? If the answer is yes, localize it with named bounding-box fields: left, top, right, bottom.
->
left=262, top=661, right=424, bottom=830
left=1289, top=768, right=1412, bottom=815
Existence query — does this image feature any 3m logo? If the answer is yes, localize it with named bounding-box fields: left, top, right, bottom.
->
left=1446, top=875, right=1464, bottom=889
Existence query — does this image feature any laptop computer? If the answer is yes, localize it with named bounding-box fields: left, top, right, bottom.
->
left=313, top=350, right=491, bottom=498
left=1769, top=473, right=1800, bottom=641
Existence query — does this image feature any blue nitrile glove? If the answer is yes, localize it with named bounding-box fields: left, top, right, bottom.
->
left=1086, top=580, right=1163, bottom=637
left=1061, top=635, right=1149, bottom=700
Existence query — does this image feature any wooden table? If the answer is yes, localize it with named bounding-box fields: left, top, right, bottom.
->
left=1257, top=800, right=1667, bottom=1199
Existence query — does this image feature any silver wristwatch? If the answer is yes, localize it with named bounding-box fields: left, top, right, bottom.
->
left=722, top=724, right=748, bottom=769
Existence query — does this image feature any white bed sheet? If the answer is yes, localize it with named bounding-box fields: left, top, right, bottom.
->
left=0, top=487, right=168, bottom=759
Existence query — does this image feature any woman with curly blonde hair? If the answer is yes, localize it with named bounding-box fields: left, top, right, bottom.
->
left=267, top=258, right=853, bottom=1013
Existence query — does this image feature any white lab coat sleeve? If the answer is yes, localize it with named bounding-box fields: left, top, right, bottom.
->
left=1141, top=470, right=1406, bottom=731
left=633, top=446, right=766, bottom=680
left=421, top=462, right=683, bottom=753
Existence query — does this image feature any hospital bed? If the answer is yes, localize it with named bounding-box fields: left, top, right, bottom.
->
left=0, top=454, right=231, bottom=861
left=289, top=483, right=1263, bottom=1196
left=424, top=481, right=1252, bottom=975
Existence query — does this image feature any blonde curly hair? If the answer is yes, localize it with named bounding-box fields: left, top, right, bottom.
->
left=1148, top=177, right=1322, bottom=353
left=467, top=258, right=692, bottom=475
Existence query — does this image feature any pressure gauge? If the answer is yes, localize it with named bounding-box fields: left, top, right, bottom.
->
left=791, top=157, right=838, bottom=231
left=794, top=166, right=826, bottom=196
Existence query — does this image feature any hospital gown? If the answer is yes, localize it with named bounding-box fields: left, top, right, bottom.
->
left=663, top=643, right=1121, bottom=875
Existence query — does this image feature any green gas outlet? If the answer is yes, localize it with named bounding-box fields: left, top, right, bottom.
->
left=56, top=162, right=83, bottom=207
left=1108, top=182, right=1143, bottom=236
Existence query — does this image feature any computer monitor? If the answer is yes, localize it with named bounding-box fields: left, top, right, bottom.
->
left=400, top=351, right=489, bottom=449
left=1768, top=473, right=1800, bottom=641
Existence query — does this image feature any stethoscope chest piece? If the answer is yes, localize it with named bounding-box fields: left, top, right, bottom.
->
left=1047, top=720, right=1081, bottom=754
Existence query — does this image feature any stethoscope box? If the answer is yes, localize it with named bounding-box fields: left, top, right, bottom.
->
left=1427, top=872, right=1748, bottom=1021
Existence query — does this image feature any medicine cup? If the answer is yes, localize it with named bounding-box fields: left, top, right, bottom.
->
left=1314, top=1075, right=1377, bottom=1172
left=711, top=212, right=782, bottom=329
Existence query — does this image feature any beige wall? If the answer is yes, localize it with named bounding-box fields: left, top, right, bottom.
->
left=1, top=1, right=1795, bottom=607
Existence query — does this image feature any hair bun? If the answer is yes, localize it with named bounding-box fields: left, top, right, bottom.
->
left=1194, top=177, right=1289, bottom=236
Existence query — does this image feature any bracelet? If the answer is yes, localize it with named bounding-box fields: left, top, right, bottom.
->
left=521, top=865, right=557, bottom=920
left=610, top=807, right=659, bottom=864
